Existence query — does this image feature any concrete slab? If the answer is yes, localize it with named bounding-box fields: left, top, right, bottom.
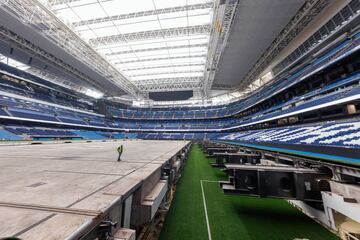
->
left=0, top=140, right=189, bottom=239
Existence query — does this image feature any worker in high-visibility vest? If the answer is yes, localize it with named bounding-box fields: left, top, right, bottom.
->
left=117, top=145, right=123, bottom=162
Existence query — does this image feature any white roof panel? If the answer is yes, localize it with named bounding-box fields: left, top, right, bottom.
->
left=48, top=0, right=215, bottom=91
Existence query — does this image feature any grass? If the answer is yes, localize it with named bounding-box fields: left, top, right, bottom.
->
left=159, top=144, right=339, bottom=240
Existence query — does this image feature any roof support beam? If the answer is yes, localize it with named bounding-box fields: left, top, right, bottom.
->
left=2, top=0, right=142, bottom=97
left=0, top=26, right=107, bottom=94
left=137, top=82, right=203, bottom=91
left=203, top=0, right=239, bottom=96
left=122, top=63, right=205, bottom=72
left=49, top=0, right=113, bottom=5
left=134, top=77, right=203, bottom=84
left=89, top=24, right=211, bottom=47
left=106, top=43, right=208, bottom=56
left=128, top=70, right=204, bottom=78
left=49, top=0, right=82, bottom=5
left=115, top=53, right=207, bottom=64
left=134, top=77, right=204, bottom=91
left=72, top=2, right=214, bottom=27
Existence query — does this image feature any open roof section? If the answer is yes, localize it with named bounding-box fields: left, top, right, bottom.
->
left=48, top=0, right=216, bottom=93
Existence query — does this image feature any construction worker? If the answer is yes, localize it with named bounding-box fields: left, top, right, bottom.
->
left=117, top=145, right=123, bottom=162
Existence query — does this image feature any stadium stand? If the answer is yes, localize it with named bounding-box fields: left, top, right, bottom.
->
left=0, top=30, right=357, bottom=138
left=72, top=130, right=107, bottom=140
left=0, top=129, right=22, bottom=140
left=220, top=120, right=360, bottom=149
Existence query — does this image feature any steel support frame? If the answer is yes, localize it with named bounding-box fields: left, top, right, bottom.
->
left=50, top=0, right=215, bottom=94
left=202, top=0, right=239, bottom=97
left=1, top=0, right=240, bottom=97
left=71, top=2, right=214, bottom=27
left=0, top=26, right=106, bottom=93
left=134, top=77, right=204, bottom=91
left=89, top=25, right=211, bottom=47
left=49, top=0, right=83, bottom=5
left=105, top=43, right=208, bottom=56
left=0, top=0, right=141, bottom=97
left=128, top=70, right=204, bottom=78
left=114, top=54, right=207, bottom=65
left=122, top=63, right=205, bottom=72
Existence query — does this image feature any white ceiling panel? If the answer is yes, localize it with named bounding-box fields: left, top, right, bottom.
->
left=48, top=0, right=214, bottom=91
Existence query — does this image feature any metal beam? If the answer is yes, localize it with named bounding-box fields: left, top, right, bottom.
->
left=134, top=76, right=203, bottom=84
left=95, top=35, right=208, bottom=50
left=49, top=0, right=109, bottom=5
left=135, top=77, right=204, bottom=91
left=106, top=43, right=208, bottom=56
left=137, top=82, right=203, bottom=91
left=111, top=49, right=206, bottom=59
left=122, top=63, right=205, bottom=72
left=203, top=0, right=239, bottom=96
left=1, top=0, right=142, bottom=97
left=49, top=0, right=81, bottom=5
left=115, top=53, right=207, bottom=64
left=0, top=26, right=106, bottom=94
left=128, top=70, right=204, bottom=78
left=212, top=83, right=236, bottom=90
left=72, top=2, right=214, bottom=27
left=89, top=24, right=211, bottom=47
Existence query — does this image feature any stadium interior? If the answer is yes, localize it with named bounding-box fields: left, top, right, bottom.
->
left=0, top=0, right=359, bottom=239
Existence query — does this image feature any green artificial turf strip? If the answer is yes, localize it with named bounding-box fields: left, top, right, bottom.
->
left=159, top=144, right=339, bottom=240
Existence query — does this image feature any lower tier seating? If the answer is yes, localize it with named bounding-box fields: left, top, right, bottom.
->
left=0, top=129, right=22, bottom=140
left=220, top=120, right=360, bottom=149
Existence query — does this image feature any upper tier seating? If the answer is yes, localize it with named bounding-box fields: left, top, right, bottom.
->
left=1, top=67, right=360, bottom=132
left=223, top=82, right=360, bottom=130
left=108, top=32, right=360, bottom=120
left=0, top=63, right=96, bottom=112
left=0, top=94, right=106, bottom=128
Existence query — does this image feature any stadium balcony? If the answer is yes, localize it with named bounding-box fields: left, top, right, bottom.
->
left=225, top=85, right=360, bottom=131
left=0, top=64, right=96, bottom=112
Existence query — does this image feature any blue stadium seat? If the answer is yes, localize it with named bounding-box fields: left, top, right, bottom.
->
left=220, top=120, right=360, bottom=149
left=0, top=129, right=23, bottom=140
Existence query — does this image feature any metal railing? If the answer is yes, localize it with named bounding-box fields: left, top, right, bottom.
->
left=273, top=0, right=360, bottom=76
